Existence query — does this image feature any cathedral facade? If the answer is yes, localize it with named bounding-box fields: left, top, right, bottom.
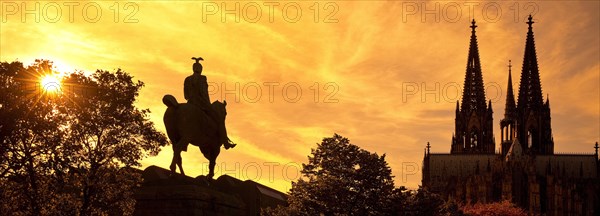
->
left=422, top=16, right=599, bottom=215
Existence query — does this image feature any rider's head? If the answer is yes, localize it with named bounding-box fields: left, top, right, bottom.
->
left=192, top=57, right=204, bottom=74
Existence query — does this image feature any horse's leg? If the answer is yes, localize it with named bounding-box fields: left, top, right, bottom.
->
left=207, top=146, right=221, bottom=179
left=171, top=138, right=188, bottom=176
left=170, top=144, right=177, bottom=174
left=177, top=151, right=185, bottom=176
left=207, top=159, right=215, bottom=179
left=175, top=139, right=189, bottom=176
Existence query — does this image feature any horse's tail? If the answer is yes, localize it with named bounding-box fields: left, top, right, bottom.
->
left=163, top=95, right=180, bottom=147
left=162, top=95, right=179, bottom=108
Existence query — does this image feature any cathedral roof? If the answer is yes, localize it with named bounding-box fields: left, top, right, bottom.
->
left=505, top=135, right=525, bottom=162
left=426, top=154, right=498, bottom=179
left=535, top=155, right=598, bottom=178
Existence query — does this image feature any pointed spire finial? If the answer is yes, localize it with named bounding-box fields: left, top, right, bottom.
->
left=594, top=142, right=598, bottom=156
left=508, top=60, right=512, bottom=72
left=470, top=19, right=477, bottom=34
left=426, top=142, right=431, bottom=155
left=527, top=15, right=534, bottom=31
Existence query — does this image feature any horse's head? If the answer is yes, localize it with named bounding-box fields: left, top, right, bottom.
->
left=212, top=100, right=227, bottom=120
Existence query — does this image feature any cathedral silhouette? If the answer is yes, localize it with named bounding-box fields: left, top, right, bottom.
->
left=422, top=16, right=599, bottom=215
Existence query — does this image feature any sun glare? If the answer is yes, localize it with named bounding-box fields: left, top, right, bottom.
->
left=40, top=74, right=62, bottom=93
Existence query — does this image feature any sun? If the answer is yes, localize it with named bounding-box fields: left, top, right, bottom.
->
left=40, top=74, right=62, bottom=93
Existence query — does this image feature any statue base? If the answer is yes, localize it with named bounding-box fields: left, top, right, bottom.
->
left=134, top=166, right=287, bottom=216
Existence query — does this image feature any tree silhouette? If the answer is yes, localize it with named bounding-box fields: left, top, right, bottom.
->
left=0, top=60, right=66, bottom=214
left=0, top=60, right=168, bottom=215
left=400, top=187, right=463, bottom=216
left=262, top=134, right=465, bottom=216
left=264, top=134, right=396, bottom=215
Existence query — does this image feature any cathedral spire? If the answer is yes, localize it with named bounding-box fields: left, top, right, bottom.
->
left=514, top=15, right=554, bottom=155
left=461, top=19, right=487, bottom=114
left=500, top=60, right=517, bottom=156
left=504, top=60, right=517, bottom=119
left=517, top=15, right=544, bottom=110
left=451, top=19, right=495, bottom=154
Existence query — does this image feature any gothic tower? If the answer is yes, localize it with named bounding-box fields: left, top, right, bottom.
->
left=516, top=15, right=554, bottom=155
left=451, top=20, right=495, bottom=154
left=501, top=60, right=517, bottom=156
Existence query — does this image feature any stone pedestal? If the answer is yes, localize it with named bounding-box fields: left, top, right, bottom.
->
left=134, top=166, right=286, bottom=216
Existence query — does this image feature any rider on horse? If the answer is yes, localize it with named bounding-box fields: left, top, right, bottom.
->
left=184, top=57, right=236, bottom=149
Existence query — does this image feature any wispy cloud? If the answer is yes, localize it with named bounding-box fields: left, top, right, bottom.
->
left=2, top=0, right=598, bottom=191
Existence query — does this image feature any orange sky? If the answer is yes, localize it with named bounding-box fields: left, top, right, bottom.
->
left=1, top=1, right=598, bottom=192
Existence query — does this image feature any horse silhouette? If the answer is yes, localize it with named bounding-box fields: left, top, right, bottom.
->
left=162, top=94, right=227, bottom=178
